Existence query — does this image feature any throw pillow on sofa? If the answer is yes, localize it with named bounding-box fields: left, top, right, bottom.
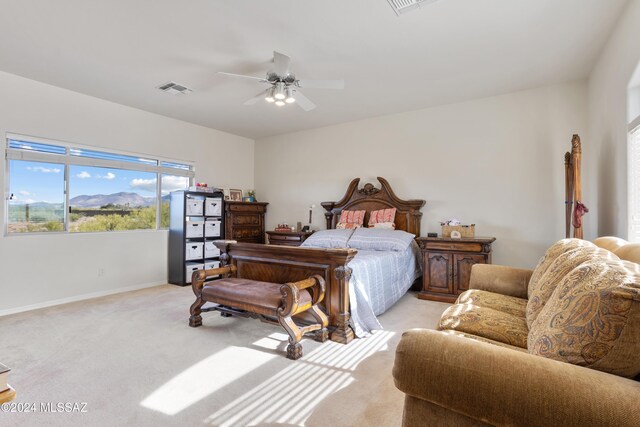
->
left=527, top=238, right=596, bottom=300
left=526, top=245, right=619, bottom=328
left=529, top=258, right=640, bottom=378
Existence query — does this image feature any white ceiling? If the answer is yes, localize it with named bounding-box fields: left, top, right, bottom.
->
left=0, top=0, right=628, bottom=139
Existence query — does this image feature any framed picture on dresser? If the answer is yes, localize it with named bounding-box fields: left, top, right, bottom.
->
left=229, top=189, right=242, bottom=201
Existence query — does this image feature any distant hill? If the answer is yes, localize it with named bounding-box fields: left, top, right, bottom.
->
left=70, top=192, right=159, bottom=208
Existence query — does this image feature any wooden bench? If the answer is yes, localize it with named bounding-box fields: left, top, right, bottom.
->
left=189, top=265, right=329, bottom=360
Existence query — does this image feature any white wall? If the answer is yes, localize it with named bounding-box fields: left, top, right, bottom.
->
left=0, top=71, right=254, bottom=313
left=255, top=82, right=588, bottom=269
left=587, top=0, right=640, bottom=238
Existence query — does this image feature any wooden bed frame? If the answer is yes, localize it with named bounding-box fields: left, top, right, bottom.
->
left=214, top=177, right=426, bottom=344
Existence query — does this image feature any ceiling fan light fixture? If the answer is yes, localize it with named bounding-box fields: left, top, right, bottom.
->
left=275, top=100, right=285, bottom=107
left=274, top=82, right=286, bottom=100
left=265, top=87, right=275, bottom=103
left=285, top=87, right=295, bottom=103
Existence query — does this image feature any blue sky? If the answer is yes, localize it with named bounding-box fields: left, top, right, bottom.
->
left=9, top=160, right=188, bottom=204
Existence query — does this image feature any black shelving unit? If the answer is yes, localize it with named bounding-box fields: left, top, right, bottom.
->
left=168, top=190, right=224, bottom=286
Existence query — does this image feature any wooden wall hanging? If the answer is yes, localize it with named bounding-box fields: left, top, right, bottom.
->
left=565, top=134, right=588, bottom=239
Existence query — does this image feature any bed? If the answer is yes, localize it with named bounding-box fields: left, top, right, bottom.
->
left=214, top=177, right=426, bottom=343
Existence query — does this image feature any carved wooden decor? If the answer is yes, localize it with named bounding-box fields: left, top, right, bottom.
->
left=321, top=177, right=426, bottom=235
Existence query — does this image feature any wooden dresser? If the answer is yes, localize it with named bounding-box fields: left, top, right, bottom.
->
left=266, top=230, right=314, bottom=246
left=224, top=201, right=268, bottom=244
left=416, top=236, right=496, bottom=303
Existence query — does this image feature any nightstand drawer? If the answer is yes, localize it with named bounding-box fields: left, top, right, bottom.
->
left=269, top=234, right=302, bottom=242
left=266, top=231, right=314, bottom=247
left=425, top=241, right=484, bottom=253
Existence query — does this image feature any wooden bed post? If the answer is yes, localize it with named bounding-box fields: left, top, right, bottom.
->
left=564, top=151, right=573, bottom=239
left=331, top=266, right=355, bottom=344
left=571, top=135, right=584, bottom=239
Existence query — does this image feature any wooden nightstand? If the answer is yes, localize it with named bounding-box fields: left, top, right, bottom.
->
left=416, top=236, right=496, bottom=303
left=266, top=230, right=314, bottom=247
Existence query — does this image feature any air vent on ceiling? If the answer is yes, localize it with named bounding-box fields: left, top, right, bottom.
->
left=157, top=82, right=193, bottom=95
left=387, top=0, right=439, bottom=16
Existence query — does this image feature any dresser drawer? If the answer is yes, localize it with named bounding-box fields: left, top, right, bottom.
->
left=232, top=227, right=262, bottom=239
left=232, top=214, right=261, bottom=226
left=228, top=204, right=265, bottom=213
left=425, top=241, right=484, bottom=253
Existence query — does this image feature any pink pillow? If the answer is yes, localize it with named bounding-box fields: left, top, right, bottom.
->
left=369, top=208, right=396, bottom=228
left=337, top=209, right=365, bottom=229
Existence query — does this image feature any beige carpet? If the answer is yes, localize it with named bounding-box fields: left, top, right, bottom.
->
left=0, top=285, right=449, bottom=427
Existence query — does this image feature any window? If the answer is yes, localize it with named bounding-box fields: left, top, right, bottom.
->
left=630, top=126, right=640, bottom=242
left=6, top=135, right=193, bottom=234
left=8, top=160, right=65, bottom=233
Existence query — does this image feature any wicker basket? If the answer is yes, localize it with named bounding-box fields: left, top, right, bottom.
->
left=441, top=224, right=475, bottom=238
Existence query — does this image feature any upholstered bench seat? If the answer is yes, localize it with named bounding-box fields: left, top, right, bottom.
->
left=200, top=278, right=313, bottom=317
left=189, top=265, right=329, bottom=359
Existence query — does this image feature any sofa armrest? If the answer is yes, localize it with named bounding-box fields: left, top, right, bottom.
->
left=468, top=264, right=532, bottom=298
left=393, top=329, right=640, bottom=427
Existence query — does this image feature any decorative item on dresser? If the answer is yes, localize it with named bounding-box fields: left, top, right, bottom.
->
left=416, top=236, right=496, bottom=303
left=224, top=201, right=268, bottom=244
left=168, top=190, right=224, bottom=286
left=266, top=230, right=314, bottom=246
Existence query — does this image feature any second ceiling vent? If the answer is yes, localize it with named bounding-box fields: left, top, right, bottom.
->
left=157, top=82, right=193, bottom=95
left=387, top=0, right=439, bottom=16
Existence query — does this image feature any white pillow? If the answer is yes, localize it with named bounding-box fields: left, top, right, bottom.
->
left=347, top=228, right=415, bottom=252
left=300, top=229, right=354, bottom=249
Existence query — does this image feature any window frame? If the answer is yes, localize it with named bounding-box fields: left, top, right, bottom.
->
left=5, top=133, right=194, bottom=235
left=629, top=120, right=640, bottom=243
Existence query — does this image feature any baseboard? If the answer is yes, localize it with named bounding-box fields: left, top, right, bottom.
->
left=0, top=281, right=167, bottom=317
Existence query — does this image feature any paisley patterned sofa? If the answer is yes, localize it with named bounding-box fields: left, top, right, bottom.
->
left=393, top=237, right=640, bottom=427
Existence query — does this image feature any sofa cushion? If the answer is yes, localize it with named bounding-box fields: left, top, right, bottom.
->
left=529, top=259, right=640, bottom=378
left=614, top=243, right=640, bottom=264
left=527, top=238, right=596, bottom=300
left=438, top=304, right=529, bottom=348
left=526, top=246, right=619, bottom=328
left=456, top=289, right=527, bottom=318
left=440, top=330, right=527, bottom=353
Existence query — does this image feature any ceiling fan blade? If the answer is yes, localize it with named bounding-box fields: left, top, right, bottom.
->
left=273, top=51, right=291, bottom=76
left=292, top=89, right=316, bottom=111
left=243, top=89, right=269, bottom=106
left=218, top=71, right=267, bottom=82
left=297, top=79, right=345, bottom=90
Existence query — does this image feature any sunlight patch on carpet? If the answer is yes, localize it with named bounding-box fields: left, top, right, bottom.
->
left=252, top=332, right=290, bottom=350
left=205, top=330, right=395, bottom=426
left=140, top=346, right=276, bottom=415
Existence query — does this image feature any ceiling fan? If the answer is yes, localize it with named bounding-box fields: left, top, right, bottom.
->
left=218, top=51, right=344, bottom=111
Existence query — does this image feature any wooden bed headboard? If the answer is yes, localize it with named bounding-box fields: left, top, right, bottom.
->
left=321, top=177, right=426, bottom=236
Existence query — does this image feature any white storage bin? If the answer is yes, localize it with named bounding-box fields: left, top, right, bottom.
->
left=204, top=260, right=220, bottom=270
left=204, top=241, right=221, bottom=258
left=205, top=197, right=222, bottom=217
left=185, top=242, right=204, bottom=260
left=204, top=220, right=221, bottom=237
left=185, top=220, right=204, bottom=238
left=185, top=262, right=204, bottom=284
left=186, top=197, right=204, bottom=216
